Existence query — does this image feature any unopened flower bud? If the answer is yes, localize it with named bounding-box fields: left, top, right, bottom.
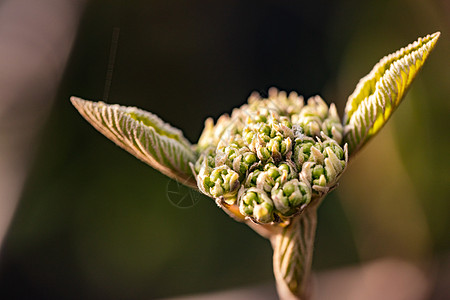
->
left=271, top=179, right=312, bottom=216
left=239, top=187, right=275, bottom=223
left=194, top=89, right=347, bottom=223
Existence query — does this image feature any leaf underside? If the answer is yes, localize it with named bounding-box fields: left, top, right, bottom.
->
left=71, top=97, right=198, bottom=188
left=343, top=32, right=440, bottom=154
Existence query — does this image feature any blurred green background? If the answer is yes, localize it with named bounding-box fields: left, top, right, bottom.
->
left=0, top=0, right=449, bottom=299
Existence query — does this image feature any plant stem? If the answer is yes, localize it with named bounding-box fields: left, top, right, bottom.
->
left=270, top=205, right=318, bottom=300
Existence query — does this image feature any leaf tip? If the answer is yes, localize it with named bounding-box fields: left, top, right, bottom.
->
left=427, top=31, right=441, bottom=50
left=70, top=96, right=91, bottom=111
left=70, top=95, right=81, bottom=105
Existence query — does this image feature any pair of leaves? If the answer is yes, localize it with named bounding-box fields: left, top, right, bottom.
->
left=71, top=32, right=440, bottom=186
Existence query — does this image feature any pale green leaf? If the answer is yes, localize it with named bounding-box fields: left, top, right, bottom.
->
left=71, top=97, right=198, bottom=188
left=343, top=32, right=440, bottom=154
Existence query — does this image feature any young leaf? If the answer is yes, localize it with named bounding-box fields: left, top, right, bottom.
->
left=343, top=32, right=440, bottom=154
left=71, top=97, right=198, bottom=188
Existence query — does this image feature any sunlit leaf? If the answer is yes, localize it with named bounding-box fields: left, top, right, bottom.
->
left=343, top=32, right=440, bottom=154
left=71, top=97, right=198, bottom=188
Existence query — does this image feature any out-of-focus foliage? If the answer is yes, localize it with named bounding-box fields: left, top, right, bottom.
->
left=0, top=0, right=448, bottom=299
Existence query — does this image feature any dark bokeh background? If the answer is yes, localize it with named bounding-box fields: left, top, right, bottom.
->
left=1, top=0, right=449, bottom=299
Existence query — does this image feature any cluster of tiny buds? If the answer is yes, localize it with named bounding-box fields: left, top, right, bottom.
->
left=193, top=89, right=348, bottom=224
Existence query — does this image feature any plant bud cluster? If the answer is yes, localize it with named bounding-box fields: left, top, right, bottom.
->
left=194, top=88, right=347, bottom=223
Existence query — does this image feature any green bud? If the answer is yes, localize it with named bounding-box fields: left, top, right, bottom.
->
left=256, top=171, right=274, bottom=192
left=267, top=139, right=280, bottom=154
left=264, top=162, right=276, bottom=170
left=212, top=167, right=223, bottom=179
left=312, top=165, right=324, bottom=179
left=322, top=140, right=344, bottom=160
left=244, top=130, right=255, bottom=144
left=239, top=187, right=274, bottom=223
left=293, top=139, right=314, bottom=167
left=246, top=170, right=261, bottom=187
left=239, top=163, right=247, bottom=174
left=288, top=191, right=303, bottom=207
left=207, top=156, right=215, bottom=167
left=279, top=163, right=289, bottom=173
left=313, top=174, right=327, bottom=187
left=280, top=117, right=292, bottom=128
left=210, top=183, right=224, bottom=197
left=243, top=191, right=257, bottom=205
left=271, top=179, right=312, bottom=216
left=270, top=128, right=277, bottom=138
left=267, top=167, right=280, bottom=179
left=254, top=114, right=267, bottom=123
left=302, top=118, right=321, bottom=137
left=244, top=152, right=257, bottom=164
left=260, top=124, right=271, bottom=136
left=254, top=202, right=274, bottom=223
left=297, top=180, right=312, bottom=206
left=258, top=147, right=271, bottom=160
left=262, top=135, right=271, bottom=143
left=295, top=139, right=313, bottom=154
left=283, top=182, right=295, bottom=196
left=242, top=205, right=253, bottom=215
left=204, top=177, right=214, bottom=188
